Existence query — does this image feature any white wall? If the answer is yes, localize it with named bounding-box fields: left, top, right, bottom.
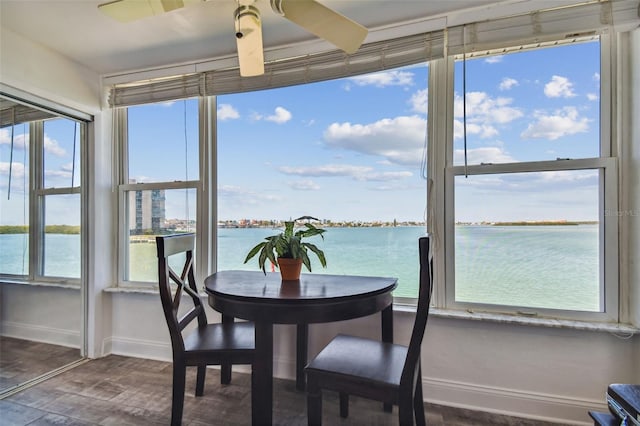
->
left=0, top=283, right=82, bottom=347
left=0, top=27, right=100, bottom=114
left=627, top=26, right=640, bottom=328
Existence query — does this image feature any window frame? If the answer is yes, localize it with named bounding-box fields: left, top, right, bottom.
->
left=0, top=118, right=86, bottom=284
left=115, top=97, right=214, bottom=287
left=432, top=34, right=620, bottom=322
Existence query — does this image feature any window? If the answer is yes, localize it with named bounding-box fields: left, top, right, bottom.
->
left=1, top=113, right=84, bottom=282
left=117, top=99, right=207, bottom=285
left=217, top=65, right=429, bottom=298
left=439, top=37, right=618, bottom=321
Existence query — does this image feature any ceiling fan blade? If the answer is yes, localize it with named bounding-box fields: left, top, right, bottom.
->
left=98, top=0, right=187, bottom=23
left=235, top=5, right=265, bottom=77
left=271, top=0, right=368, bottom=54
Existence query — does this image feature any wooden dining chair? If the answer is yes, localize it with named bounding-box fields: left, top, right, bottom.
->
left=156, top=233, right=255, bottom=426
left=305, top=236, right=433, bottom=426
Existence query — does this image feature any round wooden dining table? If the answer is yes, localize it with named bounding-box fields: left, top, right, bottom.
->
left=204, top=270, right=398, bottom=426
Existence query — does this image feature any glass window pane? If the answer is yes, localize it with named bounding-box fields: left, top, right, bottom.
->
left=126, top=188, right=196, bottom=283
left=43, top=194, right=81, bottom=278
left=0, top=123, right=30, bottom=275
left=454, top=170, right=600, bottom=311
left=217, top=65, right=429, bottom=298
left=453, top=40, right=600, bottom=165
left=43, top=118, right=81, bottom=189
left=127, top=99, right=199, bottom=183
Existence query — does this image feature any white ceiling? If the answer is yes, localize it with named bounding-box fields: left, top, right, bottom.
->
left=0, top=0, right=503, bottom=76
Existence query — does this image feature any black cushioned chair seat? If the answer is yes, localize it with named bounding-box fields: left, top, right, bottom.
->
left=306, top=334, right=407, bottom=390
left=183, top=322, right=255, bottom=355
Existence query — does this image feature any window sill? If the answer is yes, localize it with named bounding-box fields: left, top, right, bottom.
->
left=103, top=285, right=208, bottom=297
left=394, top=303, right=639, bottom=335
left=104, top=287, right=639, bottom=335
left=104, top=286, right=159, bottom=296
left=0, top=278, right=81, bottom=290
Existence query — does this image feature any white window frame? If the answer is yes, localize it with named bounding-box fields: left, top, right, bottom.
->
left=430, top=34, right=620, bottom=322
left=0, top=118, right=86, bottom=285
left=115, top=97, right=214, bottom=287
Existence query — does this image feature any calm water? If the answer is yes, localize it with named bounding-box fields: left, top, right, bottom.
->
left=0, top=225, right=600, bottom=310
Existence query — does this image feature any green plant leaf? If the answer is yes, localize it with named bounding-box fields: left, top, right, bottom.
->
left=244, top=241, right=266, bottom=263
left=303, top=242, right=327, bottom=267
left=283, top=221, right=295, bottom=239
left=300, top=249, right=312, bottom=272
left=296, top=223, right=326, bottom=239
left=289, top=236, right=302, bottom=259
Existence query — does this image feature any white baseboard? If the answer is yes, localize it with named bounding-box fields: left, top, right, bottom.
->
left=1, top=321, right=80, bottom=348
left=104, top=336, right=172, bottom=362
left=423, top=376, right=607, bottom=425
left=100, top=337, right=606, bottom=425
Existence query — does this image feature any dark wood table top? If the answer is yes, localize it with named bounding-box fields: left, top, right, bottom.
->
left=204, top=270, right=398, bottom=324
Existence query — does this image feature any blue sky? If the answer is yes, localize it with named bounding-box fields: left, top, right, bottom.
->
left=0, top=39, right=600, bottom=225
left=1, top=118, right=81, bottom=225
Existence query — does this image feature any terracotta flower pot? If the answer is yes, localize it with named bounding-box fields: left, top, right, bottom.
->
left=278, top=257, right=303, bottom=281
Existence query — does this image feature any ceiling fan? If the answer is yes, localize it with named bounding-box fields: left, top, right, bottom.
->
left=97, top=0, right=368, bottom=77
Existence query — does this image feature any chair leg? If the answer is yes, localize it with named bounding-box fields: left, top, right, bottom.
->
left=307, top=379, right=322, bottom=426
left=339, top=392, right=349, bottom=418
left=221, top=363, right=232, bottom=384
left=195, top=365, right=206, bottom=396
left=398, top=397, right=414, bottom=426
left=172, top=362, right=187, bottom=426
left=414, top=365, right=426, bottom=426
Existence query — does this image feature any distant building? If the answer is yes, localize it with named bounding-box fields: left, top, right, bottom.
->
left=129, top=189, right=165, bottom=234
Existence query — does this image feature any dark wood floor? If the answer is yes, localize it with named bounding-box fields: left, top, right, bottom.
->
left=0, top=354, right=563, bottom=426
left=0, top=336, right=81, bottom=394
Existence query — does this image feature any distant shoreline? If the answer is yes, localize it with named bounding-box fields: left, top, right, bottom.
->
left=0, top=221, right=598, bottom=235
left=0, top=225, right=80, bottom=234
left=456, top=221, right=598, bottom=226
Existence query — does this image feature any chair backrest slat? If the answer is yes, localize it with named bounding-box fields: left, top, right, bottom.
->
left=156, top=233, right=207, bottom=354
left=400, top=236, right=433, bottom=387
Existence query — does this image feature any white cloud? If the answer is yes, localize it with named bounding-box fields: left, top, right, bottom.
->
left=453, top=120, right=499, bottom=140
left=0, top=130, right=65, bottom=156
left=0, top=128, right=28, bottom=149
left=409, top=89, right=428, bottom=113
left=278, top=164, right=412, bottom=182
left=593, top=72, right=600, bottom=82
left=586, top=93, right=598, bottom=101
left=45, top=169, right=72, bottom=179
left=44, top=135, right=66, bottom=157
left=323, top=115, right=427, bottom=166
left=256, top=106, right=292, bottom=124
left=499, top=77, right=518, bottom=91
left=520, top=107, right=589, bottom=140
left=453, top=147, right=516, bottom=164
left=484, top=55, right=503, bottom=64
left=279, top=164, right=370, bottom=177
left=453, top=92, right=522, bottom=141
left=218, top=184, right=283, bottom=203
left=348, top=70, right=414, bottom=88
left=0, top=161, right=26, bottom=178
left=544, top=75, right=576, bottom=98
left=217, top=103, right=240, bottom=120
left=288, top=180, right=320, bottom=190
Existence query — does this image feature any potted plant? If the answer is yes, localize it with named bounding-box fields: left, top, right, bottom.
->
left=244, top=216, right=327, bottom=280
